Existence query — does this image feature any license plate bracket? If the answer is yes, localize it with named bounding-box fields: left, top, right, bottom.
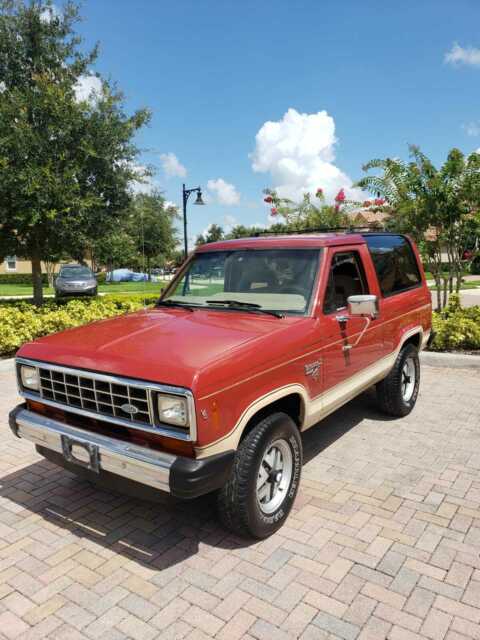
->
left=61, top=435, right=100, bottom=473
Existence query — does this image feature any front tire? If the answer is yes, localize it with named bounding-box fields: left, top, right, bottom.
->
left=217, top=412, right=302, bottom=539
left=376, top=343, right=420, bottom=417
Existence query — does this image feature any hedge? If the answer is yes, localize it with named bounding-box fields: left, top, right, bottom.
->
left=0, top=273, right=49, bottom=285
left=430, top=294, right=480, bottom=352
left=0, top=295, right=158, bottom=357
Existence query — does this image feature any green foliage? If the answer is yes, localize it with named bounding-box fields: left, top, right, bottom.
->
left=430, top=294, right=480, bottom=351
left=356, top=146, right=480, bottom=309
left=0, top=0, right=151, bottom=304
left=226, top=225, right=269, bottom=239
left=0, top=273, right=48, bottom=285
left=92, top=192, right=178, bottom=274
left=262, top=189, right=350, bottom=230
left=196, top=224, right=225, bottom=246
left=0, top=294, right=158, bottom=356
left=471, top=255, right=480, bottom=275
left=129, top=192, right=178, bottom=273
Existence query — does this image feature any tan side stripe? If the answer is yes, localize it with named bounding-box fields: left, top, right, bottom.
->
left=198, top=303, right=431, bottom=401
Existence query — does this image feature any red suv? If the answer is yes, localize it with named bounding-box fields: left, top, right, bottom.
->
left=10, top=232, right=431, bottom=538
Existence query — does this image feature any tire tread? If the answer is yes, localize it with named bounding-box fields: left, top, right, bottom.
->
left=217, top=413, right=298, bottom=538
left=377, top=343, right=419, bottom=417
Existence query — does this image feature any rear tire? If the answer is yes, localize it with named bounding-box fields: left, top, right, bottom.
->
left=217, top=412, right=302, bottom=539
left=376, top=343, right=420, bottom=417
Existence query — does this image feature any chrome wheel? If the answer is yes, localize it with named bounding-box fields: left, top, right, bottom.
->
left=256, top=439, right=293, bottom=514
left=401, top=357, right=416, bottom=402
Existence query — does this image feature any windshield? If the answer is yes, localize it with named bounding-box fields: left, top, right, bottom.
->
left=59, top=266, right=93, bottom=279
left=162, top=249, right=320, bottom=315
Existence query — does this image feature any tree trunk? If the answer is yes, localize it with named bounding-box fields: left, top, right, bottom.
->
left=435, top=276, right=441, bottom=310
left=31, top=253, right=44, bottom=306
left=442, top=277, right=448, bottom=309
left=448, top=275, right=453, bottom=294
left=45, top=260, right=56, bottom=288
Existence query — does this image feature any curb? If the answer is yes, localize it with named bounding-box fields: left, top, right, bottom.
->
left=421, top=351, right=480, bottom=369
left=0, top=358, right=14, bottom=372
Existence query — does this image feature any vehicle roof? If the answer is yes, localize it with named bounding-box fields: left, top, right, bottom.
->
left=195, top=232, right=369, bottom=252
left=60, top=263, right=90, bottom=268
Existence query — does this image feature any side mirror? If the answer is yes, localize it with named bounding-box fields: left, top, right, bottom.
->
left=347, top=294, right=378, bottom=319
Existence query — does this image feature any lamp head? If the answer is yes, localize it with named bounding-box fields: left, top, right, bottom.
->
left=194, top=189, right=205, bottom=205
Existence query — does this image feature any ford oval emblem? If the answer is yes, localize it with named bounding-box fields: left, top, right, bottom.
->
left=121, top=403, right=139, bottom=415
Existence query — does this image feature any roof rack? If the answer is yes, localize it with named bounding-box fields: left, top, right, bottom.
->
left=252, top=226, right=387, bottom=237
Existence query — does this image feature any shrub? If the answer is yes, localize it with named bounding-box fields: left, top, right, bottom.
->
left=429, top=294, right=480, bottom=352
left=0, top=273, right=49, bottom=285
left=0, top=295, right=158, bottom=357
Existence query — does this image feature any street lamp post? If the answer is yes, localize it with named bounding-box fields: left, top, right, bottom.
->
left=182, top=184, right=205, bottom=259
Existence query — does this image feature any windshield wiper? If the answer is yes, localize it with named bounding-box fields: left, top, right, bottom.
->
left=206, top=299, right=284, bottom=318
left=156, top=300, right=196, bottom=312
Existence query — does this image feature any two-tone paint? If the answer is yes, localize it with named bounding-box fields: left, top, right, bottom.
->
left=15, top=233, right=432, bottom=461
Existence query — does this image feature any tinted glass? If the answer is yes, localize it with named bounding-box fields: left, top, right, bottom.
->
left=164, top=249, right=320, bottom=315
left=323, top=251, right=368, bottom=314
left=59, top=266, right=93, bottom=279
left=364, top=235, right=421, bottom=296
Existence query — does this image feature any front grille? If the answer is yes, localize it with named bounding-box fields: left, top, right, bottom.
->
left=38, top=367, right=153, bottom=427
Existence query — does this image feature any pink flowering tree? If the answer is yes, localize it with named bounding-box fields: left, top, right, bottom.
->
left=262, top=188, right=350, bottom=230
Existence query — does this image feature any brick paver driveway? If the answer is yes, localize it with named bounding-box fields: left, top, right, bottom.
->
left=0, top=363, right=479, bottom=640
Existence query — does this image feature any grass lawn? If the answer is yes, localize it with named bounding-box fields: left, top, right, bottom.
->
left=423, top=269, right=471, bottom=281
left=0, top=281, right=165, bottom=298
left=429, top=281, right=480, bottom=291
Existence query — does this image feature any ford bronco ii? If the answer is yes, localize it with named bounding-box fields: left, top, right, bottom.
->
left=9, top=232, right=432, bottom=538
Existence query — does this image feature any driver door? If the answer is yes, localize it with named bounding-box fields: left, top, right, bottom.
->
left=320, top=246, right=384, bottom=394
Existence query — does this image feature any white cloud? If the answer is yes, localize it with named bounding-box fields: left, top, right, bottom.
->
left=223, top=214, right=237, bottom=230
left=207, top=178, right=241, bottom=205
left=445, top=43, right=480, bottom=66
left=251, top=107, right=363, bottom=203
left=463, top=121, right=480, bottom=136
left=160, top=152, right=187, bottom=178
left=74, top=75, right=102, bottom=103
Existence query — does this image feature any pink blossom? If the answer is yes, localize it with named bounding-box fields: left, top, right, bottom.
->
left=335, top=188, right=346, bottom=203
left=264, top=196, right=273, bottom=203
left=270, top=207, right=278, bottom=216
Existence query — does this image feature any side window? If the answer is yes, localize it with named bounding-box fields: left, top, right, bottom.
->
left=323, top=251, right=368, bottom=314
left=365, top=235, right=421, bottom=296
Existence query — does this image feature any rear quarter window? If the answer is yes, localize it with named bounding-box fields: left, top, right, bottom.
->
left=364, top=235, right=421, bottom=296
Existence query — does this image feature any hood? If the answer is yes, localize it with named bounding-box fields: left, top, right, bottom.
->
left=18, top=307, right=297, bottom=390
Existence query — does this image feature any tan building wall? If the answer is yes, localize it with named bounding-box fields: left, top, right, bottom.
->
left=0, top=256, right=92, bottom=276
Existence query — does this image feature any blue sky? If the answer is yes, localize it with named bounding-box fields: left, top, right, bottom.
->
left=76, top=0, right=480, bottom=243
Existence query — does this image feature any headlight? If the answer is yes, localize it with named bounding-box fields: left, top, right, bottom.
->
left=20, top=365, right=40, bottom=391
left=157, top=394, right=188, bottom=428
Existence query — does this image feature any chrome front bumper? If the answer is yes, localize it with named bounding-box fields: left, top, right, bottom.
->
left=10, top=407, right=174, bottom=492
left=8, top=406, right=235, bottom=499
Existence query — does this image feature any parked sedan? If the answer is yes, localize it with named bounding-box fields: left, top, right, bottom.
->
left=55, top=265, right=98, bottom=298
